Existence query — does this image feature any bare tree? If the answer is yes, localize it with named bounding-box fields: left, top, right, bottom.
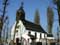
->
left=0, top=0, right=9, bottom=44
left=53, top=0, right=60, bottom=25
left=34, top=9, right=40, bottom=25
left=47, top=6, right=54, bottom=34
left=53, top=0, right=60, bottom=45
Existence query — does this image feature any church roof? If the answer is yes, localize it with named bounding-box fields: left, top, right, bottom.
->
left=22, top=19, right=47, bottom=33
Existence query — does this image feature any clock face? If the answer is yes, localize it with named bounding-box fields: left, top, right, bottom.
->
left=0, top=19, right=2, bottom=24
left=20, top=12, right=22, bottom=16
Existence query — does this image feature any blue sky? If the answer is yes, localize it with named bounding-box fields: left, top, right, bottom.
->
left=0, top=0, right=58, bottom=38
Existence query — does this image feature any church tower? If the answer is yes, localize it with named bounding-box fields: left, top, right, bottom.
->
left=12, top=2, right=25, bottom=43
left=16, top=2, right=25, bottom=21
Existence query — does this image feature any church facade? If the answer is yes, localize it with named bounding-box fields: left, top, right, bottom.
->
left=10, top=2, right=55, bottom=45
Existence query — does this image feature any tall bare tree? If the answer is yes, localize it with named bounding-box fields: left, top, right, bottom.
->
left=53, top=0, right=60, bottom=24
left=53, top=0, right=60, bottom=44
left=47, top=6, right=54, bottom=34
left=0, top=0, right=9, bottom=44
left=34, top=9, right=40, bottom=25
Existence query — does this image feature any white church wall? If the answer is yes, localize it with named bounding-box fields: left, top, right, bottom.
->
left=10, top=20, right=48, bottom=44
left=47, top=37, right=55, bottom=39
left=31, top=31, right=35, bottom=36
left=11, top=20, right=26, bottom=41
left=37, top=32, right=40, bottom=39
left=41, top=33, right=44, bottom=39
left=25, top=30, right=46, bottom=40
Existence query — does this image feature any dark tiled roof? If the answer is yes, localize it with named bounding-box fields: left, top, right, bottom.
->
left=47, top=34, right=53, bottom=37
left=22, top=20, right=47, bottom=33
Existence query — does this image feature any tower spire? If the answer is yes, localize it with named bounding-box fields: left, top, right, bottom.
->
left=19, top=2, right=24, bottom=10
left=21, top=2, right=24, bottom=8
left=16, top=2, right=25, bottom=20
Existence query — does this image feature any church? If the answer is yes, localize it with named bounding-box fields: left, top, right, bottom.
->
left=10, top=2, right=55, bottom=45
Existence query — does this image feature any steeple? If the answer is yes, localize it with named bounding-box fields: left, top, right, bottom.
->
left=16, top=2, right=25, bottom=21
